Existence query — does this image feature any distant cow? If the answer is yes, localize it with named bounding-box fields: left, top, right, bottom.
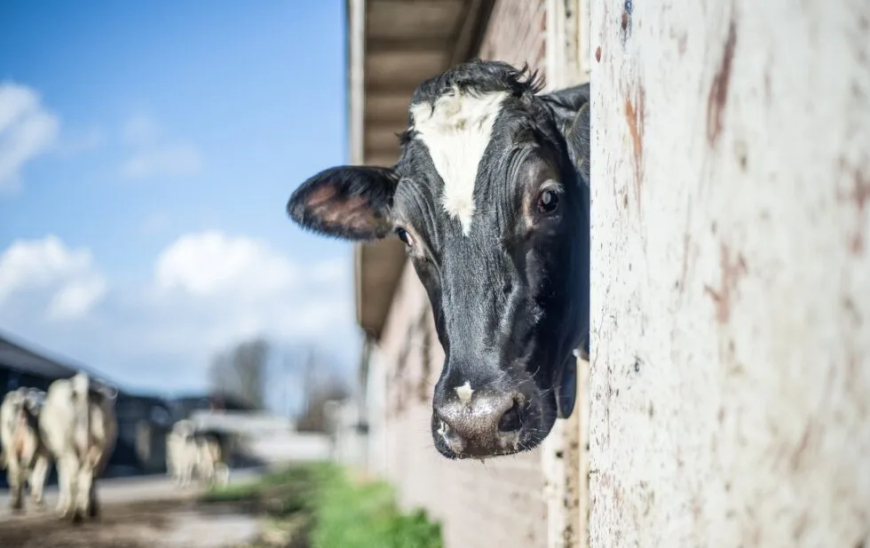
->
left=0, top=387, right=50, bottom=511
left=194, top=433, right=229, bottom=487
left=39, top=373, right=118, bottom=522
left=166, top=420, right=228, bottom=488
left=166, top=419, right=198, bottom=487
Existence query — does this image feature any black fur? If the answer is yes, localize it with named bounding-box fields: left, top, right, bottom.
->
left=287, top=165, right=399, bottom=240
left=286, top=60, right=591, bottom=459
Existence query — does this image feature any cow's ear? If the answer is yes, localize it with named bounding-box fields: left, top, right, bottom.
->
left=542, top=84, right=591, bottom=184
left=287, top=165, right=399, bottom=240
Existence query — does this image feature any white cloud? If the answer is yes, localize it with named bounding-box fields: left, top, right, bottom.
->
left=47, top=276, right=107, bottom=320
left=148, top=232, right=356, bottom=376
left=0, top=83, right=60, bottom=193
left=120, top=114, right=203, bottom=180
left=0, top=235, right=106, bottom=320
left=0, top=231, right=357, bottom=395
left=155, top=231, right=297, bottom=298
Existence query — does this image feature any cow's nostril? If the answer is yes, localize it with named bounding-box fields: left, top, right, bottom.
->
left=497, top=401, right=524, bottom=432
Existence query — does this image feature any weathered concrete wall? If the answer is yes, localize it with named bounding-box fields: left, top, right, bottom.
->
left=588, top=0, right=870, bottom=546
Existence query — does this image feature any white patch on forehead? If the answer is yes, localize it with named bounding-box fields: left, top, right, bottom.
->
left=455, top=381, right=474, bottom=404
left=410, top=88, right=509, bottom=236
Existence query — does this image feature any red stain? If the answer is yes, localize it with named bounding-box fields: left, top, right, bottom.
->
left=704, top=243, right=748, bottom=323
left=706, top=19, right=738, bottom=147
left=837, top=159, right=870, bottom=254
left=624, top=87, right=646, bottom=207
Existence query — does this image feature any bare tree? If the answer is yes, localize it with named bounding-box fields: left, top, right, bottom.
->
left=295, top=347, right=351, bottom=432
left=208, top=338, right=270, bottom=409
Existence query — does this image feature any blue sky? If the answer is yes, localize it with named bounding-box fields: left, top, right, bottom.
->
left=0, top=1, right=359, bottom=402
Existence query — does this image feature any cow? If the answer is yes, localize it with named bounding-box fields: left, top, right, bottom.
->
left=166, top=420, right=198, bottom=487
left=287, top=60, right=590, bottom=459
left=166, top=421, right=228, bottom=488
left=194, top=433, right=229, bottom=487
left=0, top=387, right=50, bottom=511
left=39, top=372, right=118, bottom=522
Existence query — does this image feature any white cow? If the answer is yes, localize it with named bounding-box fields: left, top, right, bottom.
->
left=195, top=433, right=229, bottom=487
left=40, top=373, right=118, bottom=522
left=166, top=421, right=229, bottom=488
left=0, top=387, right=50, bottom=511
left=166, top=420, right=198, bottom=487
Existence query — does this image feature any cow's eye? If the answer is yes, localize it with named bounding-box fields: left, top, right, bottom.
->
left=537, top=189, right=560, bottom=214
left=395, top=227, right=414, bottom=247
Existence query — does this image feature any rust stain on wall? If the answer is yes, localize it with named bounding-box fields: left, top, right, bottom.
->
left=836, top=159, right=869, bottom=254
left=706, top=19, right=738, bottom=146
left=703, top=243, right=748, bottom=323
left=624, top=86, right=646, bottom=206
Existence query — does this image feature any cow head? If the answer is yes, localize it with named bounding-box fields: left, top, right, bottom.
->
left=288, top=61, right=590, bottom=459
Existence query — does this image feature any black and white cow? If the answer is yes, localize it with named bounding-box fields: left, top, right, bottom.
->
left=288, top=60, right=590, bottom=459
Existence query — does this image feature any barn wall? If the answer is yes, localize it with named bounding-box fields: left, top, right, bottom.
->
left=588, top=0, right=870, bottom=546
left=367, top=3, right=552, bottom=548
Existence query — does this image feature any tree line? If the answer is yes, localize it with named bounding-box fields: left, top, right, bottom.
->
left=207, top=337, right=350, bottom=433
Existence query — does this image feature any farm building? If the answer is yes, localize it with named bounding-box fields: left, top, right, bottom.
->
left=0, top=331, right=173, bottom=477
left=0, top=332, right=79, bottom=393
left=341, top=1, right=869, bottom=547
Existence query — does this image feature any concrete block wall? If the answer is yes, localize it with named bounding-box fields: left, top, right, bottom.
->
left=587, top=0, right=870, bottom=545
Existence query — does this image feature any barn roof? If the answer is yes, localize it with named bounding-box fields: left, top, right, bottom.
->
left=349, top=0, right=495, bottom=340
left=0, top=331, right=123, bottom=397
left=0, top=332, right=79, bottom=380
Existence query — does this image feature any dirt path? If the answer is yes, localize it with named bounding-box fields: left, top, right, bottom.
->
left=0, top=467, right=263, bottom=519
left=0, top=469, right=266, bottom=548
left=0, top=499, right=261, bottom=548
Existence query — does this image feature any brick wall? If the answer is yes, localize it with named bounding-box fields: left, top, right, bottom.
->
left=368, top=3, right=550, bottom=547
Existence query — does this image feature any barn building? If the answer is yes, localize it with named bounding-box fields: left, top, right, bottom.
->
left=0, top=331, right=173, bottom=477
left=339, top=0, right=868, bottom=547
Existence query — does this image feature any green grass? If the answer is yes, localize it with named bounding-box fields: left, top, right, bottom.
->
left=310, top=466, right=442, bottom=548
left=202, top=464, right=442, bottom=548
